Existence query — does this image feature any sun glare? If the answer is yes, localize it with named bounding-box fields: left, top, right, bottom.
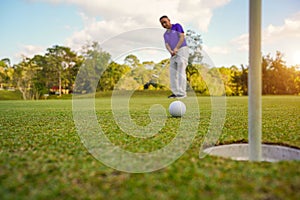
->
left=292, top=51, right=300, bottom=65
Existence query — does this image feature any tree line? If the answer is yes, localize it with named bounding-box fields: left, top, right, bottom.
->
left=0, top=35, right=299, bottom=100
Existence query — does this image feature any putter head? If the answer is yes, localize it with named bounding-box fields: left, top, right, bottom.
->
left=152, top=74, right=159, bottom=78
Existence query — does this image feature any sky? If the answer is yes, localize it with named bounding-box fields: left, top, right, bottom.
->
left=1, top=0, right=300, bottom=67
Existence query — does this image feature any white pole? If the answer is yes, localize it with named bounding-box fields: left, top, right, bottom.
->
left=249, top=0, right=262, bottom=161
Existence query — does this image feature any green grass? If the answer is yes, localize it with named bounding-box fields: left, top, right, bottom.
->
left=0, top=94, right=299, bottom=199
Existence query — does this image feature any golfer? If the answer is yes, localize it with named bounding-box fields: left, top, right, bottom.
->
left=160, top=15, right=189, bottom=98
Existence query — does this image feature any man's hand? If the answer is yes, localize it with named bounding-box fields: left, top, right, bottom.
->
left=173, top=48, right=178, bottom=55
left=170, top=50, right=175, bottom=57
left=166, top=43, right=175, bottom=56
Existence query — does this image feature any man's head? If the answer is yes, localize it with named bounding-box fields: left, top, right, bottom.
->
left=160, top=15, right=172, bottom=29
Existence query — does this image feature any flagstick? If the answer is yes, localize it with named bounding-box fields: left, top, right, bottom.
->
left=249, top=0, right=262, bottom=161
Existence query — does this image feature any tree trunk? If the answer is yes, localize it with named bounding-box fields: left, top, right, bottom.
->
left=59, top=71, right=62, bottom=96
left=18, top=86, right=27, bottom=100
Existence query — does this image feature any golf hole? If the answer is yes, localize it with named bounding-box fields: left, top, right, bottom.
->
left=203, top=143, right=300, bottom=162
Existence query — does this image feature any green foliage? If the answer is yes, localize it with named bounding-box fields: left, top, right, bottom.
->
left=45, top=45, right=80, bottom=96
left=262, top=51, right=300, bottom=95
left=186, top=29, right=203, bottom=64
left=14, top=57, right=43, bottom=100
left=74, top=42, right=111, bottom=94
left=124, top=54, right=140, bottom=68
left=186, top=64, right=207, bottom=93
left=98, top=62, right=131, bottom=91
left=1, top=40, right=299, bottom=99
left=230, top=65, right=248, bottom=96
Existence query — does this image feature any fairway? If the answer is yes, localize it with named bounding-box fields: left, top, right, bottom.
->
left=0, top=95, right=299, bottom=199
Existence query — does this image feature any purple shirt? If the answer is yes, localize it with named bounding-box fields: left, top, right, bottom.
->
left=163, top=23, right=187, bottom=50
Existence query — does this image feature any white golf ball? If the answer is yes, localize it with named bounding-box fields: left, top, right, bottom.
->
left=169, top=101, right=186, bottom=117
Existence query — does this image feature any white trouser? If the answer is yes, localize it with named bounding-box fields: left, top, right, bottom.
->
left=170, top=46, right=189, bottom=96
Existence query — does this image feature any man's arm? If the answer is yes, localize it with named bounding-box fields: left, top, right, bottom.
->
left=173, top=33, right=185, bottom=54
left=165, top=43, right=175, bottom=56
